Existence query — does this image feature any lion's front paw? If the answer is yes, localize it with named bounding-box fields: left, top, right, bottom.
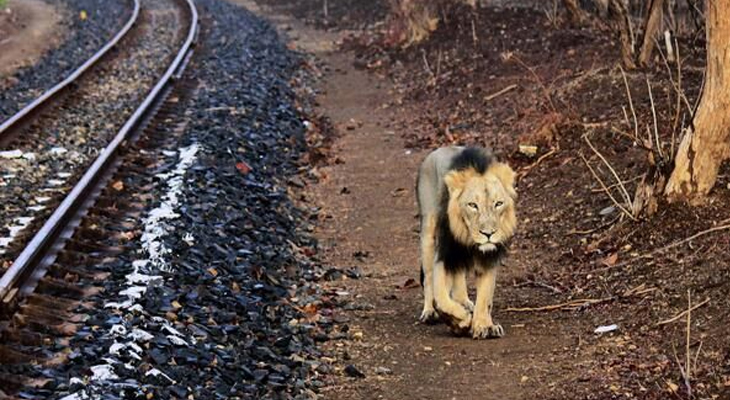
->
left=471, top=321, right=504, bottom=339
left=419, top=307, right=440, bottom=324
left=433, top=301, right=472, bottom=336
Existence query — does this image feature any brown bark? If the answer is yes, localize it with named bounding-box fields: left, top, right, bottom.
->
left=387, top=0, right=439, bottom=47
left=666, top=1, right=730, bottom=200
left=608, top=0, right=636, bottom=69
left=638, top=0, right=666, bottom=66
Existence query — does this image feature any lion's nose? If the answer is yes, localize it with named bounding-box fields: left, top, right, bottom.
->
left=480, top=230, right=495, bottom=239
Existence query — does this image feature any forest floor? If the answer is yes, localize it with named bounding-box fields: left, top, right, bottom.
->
left=244, top=0, right=730, bottom=399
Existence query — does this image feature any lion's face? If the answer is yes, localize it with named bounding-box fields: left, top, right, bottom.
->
left=444, top=162, right=517, bottom=253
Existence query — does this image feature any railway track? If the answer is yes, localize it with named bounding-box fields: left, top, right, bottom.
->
left=0, top=0, right=199, bottom=395
left=0, top=0, right=188, bottom=262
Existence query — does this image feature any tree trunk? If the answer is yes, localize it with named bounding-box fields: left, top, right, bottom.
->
left=608, top=0, right=636, bottom=69
left=638, top=0, right=666, bottom=66
left=665, top=1, right=730, bottom=200
left=387, top=0, right=439, bottom=47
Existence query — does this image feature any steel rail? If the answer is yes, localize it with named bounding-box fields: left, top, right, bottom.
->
left=0, top=0, right=200, bottom=306
left=0, top=0, right=141, bottom=142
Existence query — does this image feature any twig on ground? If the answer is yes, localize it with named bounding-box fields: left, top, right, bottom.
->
left=422, top=49, right=434, bottom=80
left=619, top=65, right=639, bottom=139
left=646, top=78, right=663, bottom=160
left=506, top=283, right=655, bottom=313
left=610, top=127, right=654, bottom=153
left=484, top=84, right=518, bottom=102
left=590, top=174, right=642, bottom=193
left=513, top=279, right=564, bottom=294
left=583, top=134, right=634, bottom=212
left=672, top=345, right=689, bottom=397
left=693, top=340, right=703, bottom=377
left=647, top=222, right=730, bottom=257
left=517, top=147, right=558, bottom=180
left=567, top=215, right=621, bottom=235
left=471, top=17, right=478, bottom=45
left=589, top=219, right=730, bottom=273
left=580, top=152, right=635, bottom=220
left=505, top=52, right=557, bottom=113
left=656, top=297, right=709, bottom=326
left=505, top=297, right=611, bottom=312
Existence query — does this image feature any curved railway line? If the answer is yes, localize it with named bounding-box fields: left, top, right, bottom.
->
left=0, top=0, right=199, bottom=395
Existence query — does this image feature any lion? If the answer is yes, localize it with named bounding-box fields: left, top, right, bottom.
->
left=417, top=146, right=517, bottom=339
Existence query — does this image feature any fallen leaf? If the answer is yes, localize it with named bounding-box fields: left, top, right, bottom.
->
left=235, top=161, right=251, bottom=175
left=666, top=380, right=679, bottom=393
left=601, top=253, right=618, bottom=267
left=401, top=278, right=419, bottom=289
left=112, top=180, right=124, bottom=191
left=302, top=303, right=318, bottom=315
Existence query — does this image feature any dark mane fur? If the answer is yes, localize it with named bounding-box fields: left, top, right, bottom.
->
left=436, top=147, right=506, bottom=272
left=449, top=147, right=492, bottom=175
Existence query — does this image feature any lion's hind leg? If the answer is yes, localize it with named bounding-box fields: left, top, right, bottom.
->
left=419, top=214, right=439, bottom=323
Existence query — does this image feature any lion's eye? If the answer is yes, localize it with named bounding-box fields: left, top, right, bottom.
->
left=495, top=201, right=504, bottom=208
left=467, top=202, right=478, bottom=210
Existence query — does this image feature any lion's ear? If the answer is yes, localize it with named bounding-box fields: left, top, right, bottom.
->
left=489, top=162, right=517, bottom=199
left=444, top=170, right=469, bottom=197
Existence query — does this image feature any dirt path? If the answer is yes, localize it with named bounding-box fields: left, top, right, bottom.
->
left=233, top=3, right=599, bottom=399
left=307, top=51, right=585, bottom=400
left=0, top=0, right=63, bottom=79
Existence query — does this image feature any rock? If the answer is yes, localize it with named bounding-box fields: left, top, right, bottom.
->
left=344, top=364, right=366, bottom=378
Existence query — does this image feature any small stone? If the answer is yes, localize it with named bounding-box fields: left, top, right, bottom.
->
left=344, top=364, right=366, bottom=378
left=375, top=367, right=392, bottom=375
